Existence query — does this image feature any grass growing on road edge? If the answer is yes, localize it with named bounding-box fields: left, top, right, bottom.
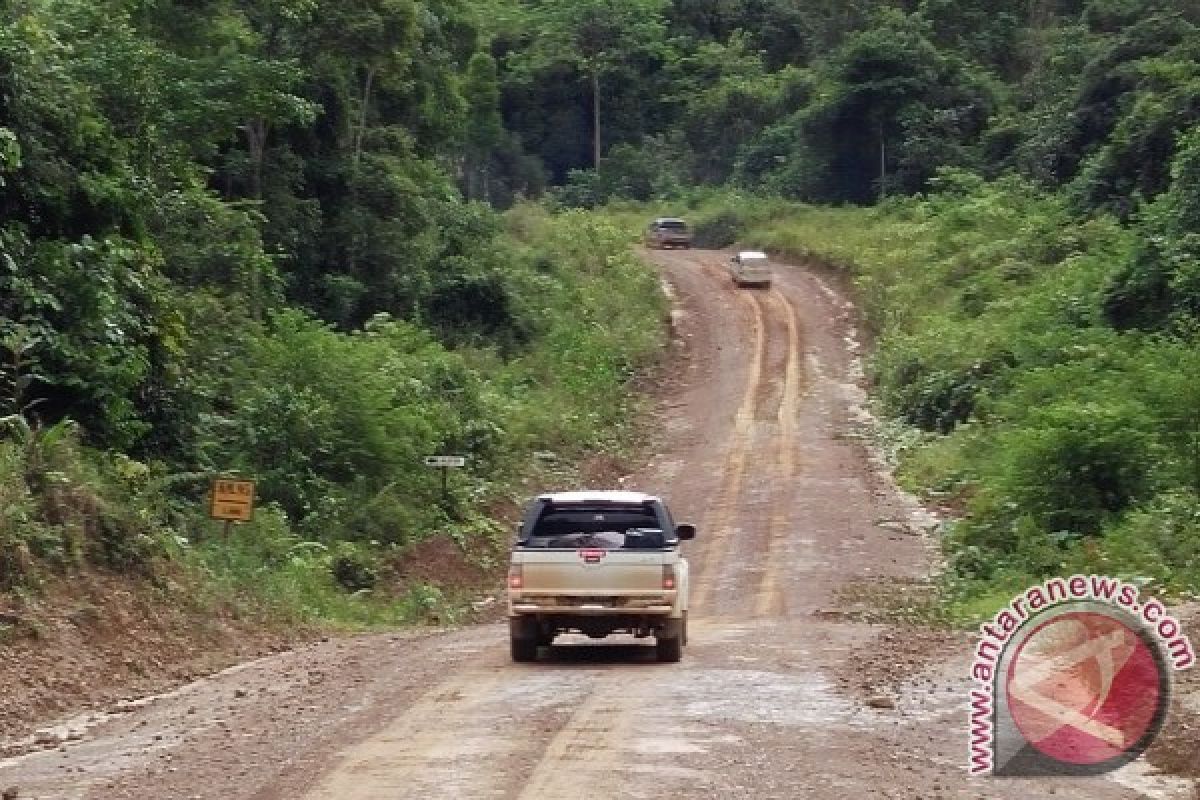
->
left=630, top=180, right=1200, bottom=625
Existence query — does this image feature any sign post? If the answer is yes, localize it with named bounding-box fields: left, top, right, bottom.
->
left=209, top=477, right=257, bottom=536
left=423, top=455, right=466, bottom=494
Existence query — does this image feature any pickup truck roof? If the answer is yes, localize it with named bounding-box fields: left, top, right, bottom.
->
left=535, top=490, right=661, bottom=505
left=737, top=250, right=768, bottom=261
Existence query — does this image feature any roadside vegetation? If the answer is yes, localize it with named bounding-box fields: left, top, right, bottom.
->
left=1, top=204, right=664, bottom=625
left=0, top=0, right=665, bottom=626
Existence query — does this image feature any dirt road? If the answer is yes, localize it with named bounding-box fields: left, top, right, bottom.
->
left=1, top=249, right=1193, bottom=799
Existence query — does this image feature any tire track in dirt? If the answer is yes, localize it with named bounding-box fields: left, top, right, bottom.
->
left=753, top=289, right=804, bottom=618
left=689, top=288, right=765, bottom=613
left=301, top=663, right=515, bottom=800
left=690, top=280, right=804, bottom=621
left=504, top=266, right=782, bottom=800
left=513, top=671, right=635, bottom=800
left=510, top=263, right=797, bottom=799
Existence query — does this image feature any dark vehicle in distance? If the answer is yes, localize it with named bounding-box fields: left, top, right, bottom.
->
left=644, top=217, right=692, bottom=249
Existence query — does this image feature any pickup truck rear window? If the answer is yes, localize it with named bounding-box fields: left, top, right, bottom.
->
left=523, top=506, right=668, bottom=549
left=656, top=221, right=688, bottom=231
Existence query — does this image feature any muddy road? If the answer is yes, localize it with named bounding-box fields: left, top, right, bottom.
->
left=1, top=249, right=1192, bottom=799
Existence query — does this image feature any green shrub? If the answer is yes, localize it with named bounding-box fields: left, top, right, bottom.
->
left=0, top=440, right=39, bottom=590
left=1102, top=490, right=1200, bottom=590
left=330, top=542, right=379, bottom=592
left=691, top=209, right=746, bottom=248
left=988, top=401, right=1159, bottom=537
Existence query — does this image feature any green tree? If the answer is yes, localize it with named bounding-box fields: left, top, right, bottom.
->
left=918, top=0, right=1023, bottom=77
left=462, top=51, right=504, bottom=200
left=1103, top=126, right=1200, bottom=329
left=517, top=0, right=669, bottom=168
left=775, top=10, right=992, bottom=203
left=667, top=35, right=805, bottom=184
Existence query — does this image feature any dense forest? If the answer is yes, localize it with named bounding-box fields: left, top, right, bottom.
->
left=2, top=0, right=1198, bottom=617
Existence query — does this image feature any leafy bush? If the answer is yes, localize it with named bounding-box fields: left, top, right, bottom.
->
left=1102, top=491, right=1200, bottom=590
left=553, top=140, right=685, bottom=209
left=0, top=440, right=41, bottom=590
left=330, top=542, right=379, bottom=592
left=987, top=400, right=1159, bottom=537
left=0, top=418, right=173, bottom=588
left=690, top=209, right=746, bottom=248
left=878, top=343, right=1016, bottom=434
left=1102, top=128, right=1200, bottom=330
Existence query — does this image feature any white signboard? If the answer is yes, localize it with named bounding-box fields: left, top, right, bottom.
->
left=424, top=455, right=467, bottom=468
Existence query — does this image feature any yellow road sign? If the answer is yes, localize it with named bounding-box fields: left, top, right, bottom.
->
left=210, top=478, right=256, bottom=522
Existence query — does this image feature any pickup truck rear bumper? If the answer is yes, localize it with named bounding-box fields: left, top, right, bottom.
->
left=509, top=590, right=676, bottom=615
left=511, top=603, right=674, bottom=615
left=512, top=611, right=680, bottom=641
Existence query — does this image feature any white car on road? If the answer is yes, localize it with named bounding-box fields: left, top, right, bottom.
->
left=730, top=250, right=772, bottom=287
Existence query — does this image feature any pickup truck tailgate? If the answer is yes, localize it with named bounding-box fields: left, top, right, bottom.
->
left=512, top=549, right=669, bottom=594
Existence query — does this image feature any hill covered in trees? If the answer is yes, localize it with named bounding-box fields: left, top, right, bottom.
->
left=0, top=0, right=668, bottom=618
left=1, top=0, right=1198, bottom=617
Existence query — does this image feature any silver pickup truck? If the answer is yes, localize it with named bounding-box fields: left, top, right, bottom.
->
left=507, top=491, right=696, bottom=663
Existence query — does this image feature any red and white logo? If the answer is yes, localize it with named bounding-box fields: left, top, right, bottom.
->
left=1005, top=610, right=1165, bottom=768
left=968, top=578, right=1192, bottom=777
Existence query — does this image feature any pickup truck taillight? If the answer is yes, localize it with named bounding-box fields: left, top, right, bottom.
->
left=508, top=564, right=523, bottom=590
left=662, top=565, right=677, bottom=591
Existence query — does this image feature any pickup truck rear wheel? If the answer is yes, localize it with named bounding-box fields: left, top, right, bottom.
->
left=656, top=617, right=684, bottom=663
left=510, top=618, right=539, bottom=663
left=656, top=632, right=682, bottom=663
left=511, top=635, right=538, bottom=662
